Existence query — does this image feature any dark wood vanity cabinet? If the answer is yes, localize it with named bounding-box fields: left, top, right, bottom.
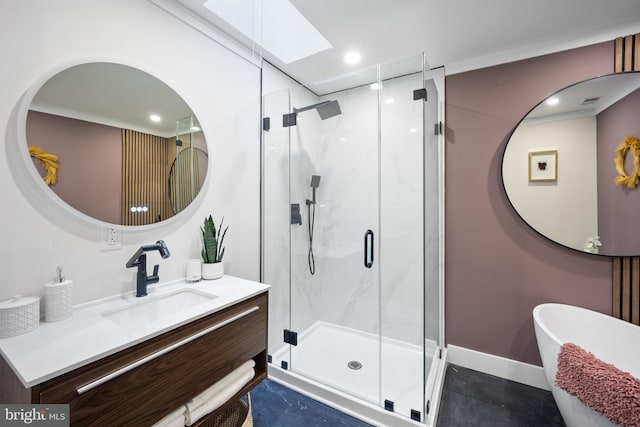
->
left=1, top=292, right=268, bottom=426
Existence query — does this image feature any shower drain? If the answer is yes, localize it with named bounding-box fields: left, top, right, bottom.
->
left=347, top=360, right=362, bottom=370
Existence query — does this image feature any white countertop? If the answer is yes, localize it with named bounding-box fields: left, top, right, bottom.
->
left=0, top=275, right=269, bottom=388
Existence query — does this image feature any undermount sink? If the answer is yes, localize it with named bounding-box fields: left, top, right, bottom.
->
left=103, top=289, right=217, bottom=327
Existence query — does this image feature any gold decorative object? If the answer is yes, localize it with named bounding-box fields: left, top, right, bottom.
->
left=29, top=145, right=59, bottom=185
left=614, top=135, right=640, bottom=189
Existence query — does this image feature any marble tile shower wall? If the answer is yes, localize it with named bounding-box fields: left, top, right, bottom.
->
left=289, top=84, right=379, bottom=337
left=379, top=74, right=424, bottom=346
left=263, top=73, right=425, bottom=355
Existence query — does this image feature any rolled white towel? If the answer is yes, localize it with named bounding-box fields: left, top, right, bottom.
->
left=188, top=360, right=255, bottom=410
left=151, top=406, right=186, bottom=427
left=185, top=367, right=255, bottom=426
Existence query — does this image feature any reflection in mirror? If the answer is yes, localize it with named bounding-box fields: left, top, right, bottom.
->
left=25, top=62, right=207, bottom=226
left=169, top=117, right=207, bottom=215
left=502, top=72, right=640, bottom=256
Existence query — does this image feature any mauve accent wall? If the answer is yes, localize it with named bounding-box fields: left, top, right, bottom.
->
left=446, top=42, right=614, bottom=365
left=26, top=110, right=121, bottom=224
left=597, top=88, right=640, bottom=255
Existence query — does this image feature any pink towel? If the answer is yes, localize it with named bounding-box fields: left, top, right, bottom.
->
left=555, top=342, right=640, bottom=427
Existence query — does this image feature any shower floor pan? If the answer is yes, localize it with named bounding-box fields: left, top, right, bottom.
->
left=271, top=321, right=430, bottom=420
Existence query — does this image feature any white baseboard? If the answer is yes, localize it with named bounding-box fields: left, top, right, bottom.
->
left=446, top=345, right=550, bottom=390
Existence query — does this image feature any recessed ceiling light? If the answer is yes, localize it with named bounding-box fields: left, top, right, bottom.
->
left=409, top=128, right=418, bottom=133
left=150, top=114, right=161, bottom=122
left=385, top=98, right=395, bottom=104
left=345, top=51, right=361, bottom=65
left=546, top=97, right=559, bottom=106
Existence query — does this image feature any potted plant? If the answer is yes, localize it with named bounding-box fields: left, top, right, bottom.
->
left=201, top=215, right=228, bottom=279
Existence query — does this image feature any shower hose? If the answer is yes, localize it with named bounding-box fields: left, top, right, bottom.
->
left=308, top=202, right=316, bottom=275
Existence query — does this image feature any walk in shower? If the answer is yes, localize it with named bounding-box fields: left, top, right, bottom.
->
left=262, top=54, right=445, bottom=426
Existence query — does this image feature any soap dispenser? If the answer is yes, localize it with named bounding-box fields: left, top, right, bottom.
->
left=43, top=266, right=73, bottom=321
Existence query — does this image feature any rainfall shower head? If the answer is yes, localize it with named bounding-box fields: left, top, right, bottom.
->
left=293, top=100, right=342, bottom=120
left=316, top=100, right=341, bottom=120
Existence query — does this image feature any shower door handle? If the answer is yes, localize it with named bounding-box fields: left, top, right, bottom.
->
left=364, top=229, right=374, bottom=268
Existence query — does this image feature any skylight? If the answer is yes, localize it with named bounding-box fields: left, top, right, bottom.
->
left=203, top=0, right=332, bottom=64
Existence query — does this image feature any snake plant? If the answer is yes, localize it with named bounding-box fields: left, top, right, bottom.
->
left=201, top=215, right=228, bottom=264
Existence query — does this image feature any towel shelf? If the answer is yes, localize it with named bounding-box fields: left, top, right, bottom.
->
left=0, top=292, right=268, bottom=427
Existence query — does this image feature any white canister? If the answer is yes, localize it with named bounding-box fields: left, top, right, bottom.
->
left=186, top=259, right=202, bottom=283
left=0, top=296, right=40, bottom=338
left=202, top=262, right=224, bottom=280
left=44, top=280, right=73, bottom=322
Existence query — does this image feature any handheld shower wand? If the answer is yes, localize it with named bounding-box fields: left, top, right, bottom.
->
left=306, top=175, right=321, bottom=275
left=306, top=175, right=321, bottom=205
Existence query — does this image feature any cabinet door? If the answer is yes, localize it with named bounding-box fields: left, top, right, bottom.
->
left=38, top=293, right=267, bottom=426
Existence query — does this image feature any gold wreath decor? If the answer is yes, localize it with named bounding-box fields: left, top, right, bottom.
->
left=29, top=145, right=59, bottom=185
left=614, top=135, right=640, bottom=189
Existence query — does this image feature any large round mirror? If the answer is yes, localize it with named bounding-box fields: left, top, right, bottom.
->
left=502, top=72, right=640, bottom=256
left=25, top=62, right=208, bottom=226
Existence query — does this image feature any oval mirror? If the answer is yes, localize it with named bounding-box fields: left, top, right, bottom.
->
left=25, top=62, right=207, bottom=226
left=502, top=72, right=640, bottom=256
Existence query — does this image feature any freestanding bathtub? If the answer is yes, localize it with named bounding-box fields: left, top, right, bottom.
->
left=533, top=303, right=640, bottom=427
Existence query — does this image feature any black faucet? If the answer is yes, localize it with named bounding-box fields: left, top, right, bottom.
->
left=126, top=240, right=171, bottom=297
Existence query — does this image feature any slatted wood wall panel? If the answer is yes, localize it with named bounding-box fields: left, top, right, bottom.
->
left=121, top=129, right=174, bottom=226
left=614, top=34, right=640, bottom=72
left=612, top=34, right=640, bottom=324
left=612, top=257, right=640, bottom=325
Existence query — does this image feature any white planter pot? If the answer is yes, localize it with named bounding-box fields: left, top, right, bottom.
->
left=202, top=262, right=224, bottom=280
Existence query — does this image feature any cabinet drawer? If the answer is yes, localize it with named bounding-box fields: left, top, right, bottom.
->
left=38, top=293, right=267, bottom=426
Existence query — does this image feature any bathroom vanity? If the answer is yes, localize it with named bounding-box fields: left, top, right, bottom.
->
left=0, top=276, right=269, bottom=426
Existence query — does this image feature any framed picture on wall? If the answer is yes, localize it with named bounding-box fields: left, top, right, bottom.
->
left=529, top=150, right=557, bottom=182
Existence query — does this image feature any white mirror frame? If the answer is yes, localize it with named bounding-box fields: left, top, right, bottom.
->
left=12, top=58, right=208, bottom=237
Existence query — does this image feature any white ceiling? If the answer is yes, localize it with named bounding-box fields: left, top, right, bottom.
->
left=176, top=0, right=640, bottom=95
left=27, top=1, right=640, bottom=134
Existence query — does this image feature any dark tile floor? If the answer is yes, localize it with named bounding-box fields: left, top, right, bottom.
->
left=250, top=364, right=565, bottom=427
left=437, top=364, right=565, bottom=427
left=250, top=378, right=373, bottom=427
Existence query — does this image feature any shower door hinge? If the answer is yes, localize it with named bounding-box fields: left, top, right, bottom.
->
left=413, top=88, right=427, bottom=101
left=263, top=117, right=270, bottom=131
left=411, top=409, right=422, bottom=421
left=434, top=121, right=443, bottom=136
left=439, top=348, right=443, bottom=359
left=282, top=112, right=297, bottom=127
left=384, top=400, right=394, bottom=412
left=426, top=400, right=431, bottom=414
left=283, top=329, right=298, bottom=346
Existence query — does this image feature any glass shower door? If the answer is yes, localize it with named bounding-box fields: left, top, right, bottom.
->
left=262, top=53, right=438, bottom=423
left=287, top=66, right=382, bottom=406
left=262, top=87, right=293, bottom=370
left=379, top=54, right=427, bottom=421
left=422, top=66, right=445, bottom=419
